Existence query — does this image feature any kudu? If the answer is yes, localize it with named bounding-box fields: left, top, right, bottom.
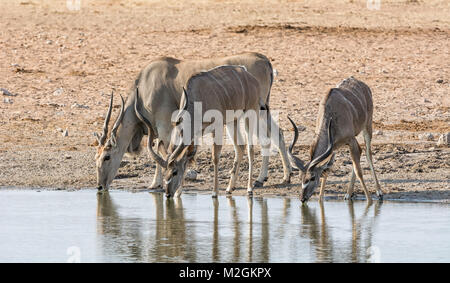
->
left=136, top=65, right=280, bottom=198
left=287, top=77, right=383, bottom=203
left=94, top=53, right=291, bottom=192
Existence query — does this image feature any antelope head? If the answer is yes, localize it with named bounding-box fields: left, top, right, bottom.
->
left=163, top=143, right=196, bottom=198
left=94, top=91, right=125, bottom=192
left=134, top=87, right=196, bottom=198
left=287, top=116, right=334, bottom=203
left=162, top=88, right=197, bottom=198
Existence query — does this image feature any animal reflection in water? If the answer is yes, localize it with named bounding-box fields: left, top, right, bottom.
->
left=96, top=193, right=382, bottom=262
left=299, top=201, right=382, bottom=262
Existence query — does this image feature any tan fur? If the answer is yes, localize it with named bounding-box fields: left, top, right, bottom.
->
left=96, top=52, right=292, bottom=191
left=288, top=77, right=383, bottom=203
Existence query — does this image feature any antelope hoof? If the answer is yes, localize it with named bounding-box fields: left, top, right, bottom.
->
left=253, top=181, right=264, bottom=187
left=226, top=189, right=233, bottom=195
left=247, top=190, right=253, bottom=197
left=150, top=184, right=162, bottom=190
left=344, top=193, right=356, bottom=200
left=212, top=194, right=218, bottom=198
left=377, top=191, right=384, bottom=201
left=97, top=186, right=108, bottom=194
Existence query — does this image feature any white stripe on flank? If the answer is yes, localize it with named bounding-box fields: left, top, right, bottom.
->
left=209, top=71, right=231, bottom=105
left=337, top=91, right=358, bottom=115
left=231, top=68, right=246, bottom=103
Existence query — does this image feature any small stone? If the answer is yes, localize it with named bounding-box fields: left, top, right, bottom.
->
left=423, top=98, right=431, bottom=103
left=3, top=98, right=13, bottom=104
left=437, top=133, right=450, bottom=147
left=418, top=133, right=433, bottom=141
left=65, top=155, right=72, bottom=159
left=56, top=127, right=63, bottom=133
left=1, top=88, right=17, bottom=96
left=374, top=130, right=383, bottom=136
left=71, top=103, right=89, bottom=109
left=185, top=169, right=197, bottom=181
left=436, top=79, right=444, bottom=84
left=46, top=40, right=53, bottom=45
left=53, top=88, right=64, bottom=96
left=62, top=129, right=68, bottom=137
left=295, top=125, right=306, bottom=132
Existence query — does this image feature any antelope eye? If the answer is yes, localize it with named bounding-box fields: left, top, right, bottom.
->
left=104, top=155, right=110, bottom=161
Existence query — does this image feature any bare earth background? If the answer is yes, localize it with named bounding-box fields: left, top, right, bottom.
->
left=0, top=0, right=449, bottom=201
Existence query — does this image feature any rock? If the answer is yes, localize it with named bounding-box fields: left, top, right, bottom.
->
left=62, top=129, right=69, bottom=137
left=437, top=133, right=450, bottom=147
left=3, top=98, right=13, bottom=104
left=55, top=127, right=63, bottom=133
left=53, top=88, right=64, bottom=96
left=423, top=98, right=431, bottom=103
left=1, top=88, right=17, bottom=96
left=185, top=169, right=197, bottom=181
left=418, top=133, right=433, bottom=141
left=294, top=125, right=306, bottom=132
left=71, top=103, right=89, bottom=109
left=374, top=130, right=383, bottom=136
left=436, top=79, right=444, bottom=84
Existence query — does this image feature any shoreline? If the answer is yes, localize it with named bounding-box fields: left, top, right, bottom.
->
left=1, top=185, right=448, bottom=204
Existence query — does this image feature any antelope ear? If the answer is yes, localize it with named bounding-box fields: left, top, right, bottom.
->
left=316, top=153, right=334, bottom=169
left=180, top=145, right=193, bottom=164
left=94, top=132, right=101, bottom=143
left=110, top=135, right=117, bottom=147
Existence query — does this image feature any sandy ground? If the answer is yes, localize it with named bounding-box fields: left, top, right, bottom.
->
left=0, top=0, right=449, bottom=202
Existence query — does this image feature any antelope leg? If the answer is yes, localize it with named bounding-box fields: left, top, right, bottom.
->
left=363, top=129, right=383, bottom=200
left=212, top=144, right=222, bottom=198
left=349, top=138, right=372, bottom=204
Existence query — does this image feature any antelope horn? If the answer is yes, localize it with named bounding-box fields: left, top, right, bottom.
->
left=174, top=88, right=189, bottom=125
left=308, top=118, right=334, bottom=170
left=181, top=87, right=188, bottom=111
left=99, top=91, right=114, bottom=145
left=166, top=88, right=189, bottom=165
left=167, top=142, right=188, bottom=166
left=110, top=93, right=125, bottom=143
left=134, top=88, right=168, bottom=168
left=287, top=116, right=306, bottom=172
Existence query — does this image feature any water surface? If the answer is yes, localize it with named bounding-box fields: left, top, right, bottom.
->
left=0, top=190, right=449, bottom=262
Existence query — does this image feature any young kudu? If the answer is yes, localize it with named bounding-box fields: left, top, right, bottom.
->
left=287, top=77, right=383, bottom=204
left=136, top=65, right=282, bottom=198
